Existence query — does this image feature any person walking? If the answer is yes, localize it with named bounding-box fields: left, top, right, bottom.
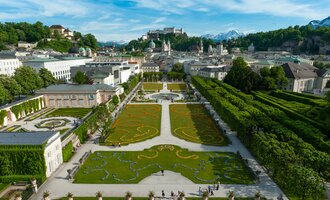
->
left=208, top=185, right=211, bottom=193
left=162, top=190, right=165, bottom=197
left=210, top=190, right=214, bottom=196
left=161, top=169, right=164, bottom=176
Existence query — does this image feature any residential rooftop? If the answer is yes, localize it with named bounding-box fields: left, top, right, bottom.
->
left=0, top=132, right=57, bottom=146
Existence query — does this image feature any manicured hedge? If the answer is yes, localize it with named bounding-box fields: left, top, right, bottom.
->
left=62, top=142, right=73, bottom=162
left=270, top=90, right=326, bottom=107
left=192, top=76, right=328, bottom=198
left=0, top=146, right=46, bottom=182
left=0, top=110, right=7, bottom=126
left=10, top=97, right=43, bottom=119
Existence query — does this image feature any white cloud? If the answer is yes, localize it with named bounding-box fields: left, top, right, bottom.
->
left=152, top=17, right=167, bottom=24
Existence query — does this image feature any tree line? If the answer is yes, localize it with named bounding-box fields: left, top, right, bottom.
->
left=225, top=25, right=330, bottom=54
left=0, top=21, right=98, bottom=52
left=0, top=66, right=56, bottom=105
left=224, top=57, right=288, bottom=93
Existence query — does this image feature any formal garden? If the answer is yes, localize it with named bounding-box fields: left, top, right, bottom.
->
left=103, top=104, right=161, bottom=145
left=74, top=145, right=254, bottom=184
left=167, top=83, right=187, bottom=91
left=142, top=83, right=163, bottom=91
left=170, top=104, right=228, bottom=146
left=45, top=108, right=92, bottom=119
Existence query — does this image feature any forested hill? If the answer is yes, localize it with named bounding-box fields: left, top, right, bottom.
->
left=225, top=25, right=330, bottom=54
left=126, top=33, right=215, bottom=52
left=0, top=21, right=98, bottom=52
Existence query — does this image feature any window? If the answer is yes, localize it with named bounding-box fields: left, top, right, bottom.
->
left=48, top=151, right=51, bottom=158
left=71, top=95, right=76, bottom=99
left=88, top=94, right=94, bottom=100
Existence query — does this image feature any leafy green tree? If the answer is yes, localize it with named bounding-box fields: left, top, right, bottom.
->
left=73, top=71, right=87, bottom=84
left=38, top=68, right=56, bottom=87
left=14, top=66, right=43, bottom=94
left=0, top=75, right=22, bottom=100
left=112, top=95, right=119, bottom=106
left=224, top=57, right=260, bottom=93
left=285, top=165, right=325, bottom=200
left=0, top=83, right=9, bottom=104
left=172, top=63, right=184, bottom=73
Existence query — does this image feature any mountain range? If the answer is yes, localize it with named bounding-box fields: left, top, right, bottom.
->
left=201, top=30, right=245, bottom=41
left=308, top=16, right=330, bottom=29
left=98, top=40, right=128, bottom=47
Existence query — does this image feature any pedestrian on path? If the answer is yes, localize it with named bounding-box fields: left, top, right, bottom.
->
left=171, top=191, right=174, bottom=197
left=162, top=190, right=165, bottom=197
left=210, top=190, right=214, bottom=196
left=198, top=187, right=201, bottom=196
left=161, top=169, right=164, bottom=176
left=208, top=185, right=211, bottom=193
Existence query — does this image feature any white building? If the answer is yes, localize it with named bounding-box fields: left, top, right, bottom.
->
left=23, top=57, right=93, bottom=81
left=141, top=62, right=160, bottom=72
left=198, top=65, right=229, bottom=81
left=0, top=131, right=63, bottom=178
left=0, top=58, right=22, bottom=76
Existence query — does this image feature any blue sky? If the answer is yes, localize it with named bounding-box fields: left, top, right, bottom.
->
left=0, top=0, right=329, bottom=42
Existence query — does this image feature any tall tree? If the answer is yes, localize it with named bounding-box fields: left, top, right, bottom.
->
left=13, top=66, right=43, bottom=94
left=0, top=83, right=9, bottom=104
left=0, top=75, right=22, bottom=100
left=73, top=71, right=87, bottom=84
left=224, top=57, right=260, bottom=93
left=38, top=68, right=56, bottom=87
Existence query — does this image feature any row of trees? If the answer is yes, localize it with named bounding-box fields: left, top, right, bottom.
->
left=143, top=72, right=163, bottom=82
left=225, top=25, right=330, bottom=54
left=192, top=76, right=328, bottom=199
left=0, top=21, right=98, bottom=51
left=0, top=67, right=56, bottom=105
left=224, top=57, right=288, bottom=93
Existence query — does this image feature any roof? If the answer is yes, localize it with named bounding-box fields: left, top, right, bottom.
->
left=142, top=62, right=159, bottom=67
left=0, top=132, right=57, bottom=146
left=316, top=68, right=330, bottom=77
left=50, top=25, right=65, bottom=29
left=282, top=62, right=318, bottom=79
left=255, top=60, right=274, bottom=65
left=36, top=84, right=117, bottom=93
left=200, top=67, right=228, bottom=72
left=23, top=57, right=90, bottom=62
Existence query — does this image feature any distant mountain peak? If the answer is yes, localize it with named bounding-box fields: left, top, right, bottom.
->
left=308, top=16, right=330, bottom=28
left=201, top=30, right=245, bottom=41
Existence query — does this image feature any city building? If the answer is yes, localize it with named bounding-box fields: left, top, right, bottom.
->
left=49, top=25, right=74, bottom=40
left=0, top=131, right=63, bottom=178
left=282, top=62, right=319, bottom=93
left=251, top=60, right=275, bottom=72
left=141, top=62, right=160, bottom=72
left=275, top=56, right=314, bottom=65
left=0, top=58, right=22, bottom=76
left=36, top=84, right=122, bottom=108
left=147, top=27, right=184, bottom=40
left=23, top=57, right=93, bottom=81
left=198, top=65, right=229, bottom=81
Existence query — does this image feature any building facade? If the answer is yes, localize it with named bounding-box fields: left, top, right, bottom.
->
left=36, top=84, right=122, bottom=108
left=23, top=57, right=93, bottom=81
left=0, top=58, right=22, bottom=76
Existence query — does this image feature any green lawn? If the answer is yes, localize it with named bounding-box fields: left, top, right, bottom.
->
left=0, top=183, right=9, bottom=193
left=105, top=104, right=161, bottom=145
left=170, top=104, right=228, bottom=146
left=59, top=128, right=69, bottom=135
left=45, top=108, right=91, bottom=119
left=74, top=145, right=254, bottom=184
left=168, top=83, right=187, bottom=91
left=142, top=83, right=163, bottom=91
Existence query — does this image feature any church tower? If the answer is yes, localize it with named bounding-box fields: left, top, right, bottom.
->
left=199, top=39, right=204, bottom=53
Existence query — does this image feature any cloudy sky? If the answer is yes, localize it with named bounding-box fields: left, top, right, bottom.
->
left=0, top=0, right=329, bottom=42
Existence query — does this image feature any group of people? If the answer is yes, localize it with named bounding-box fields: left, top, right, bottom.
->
left=160, top=190, right=184, bottom=198
left=199, top=181, right=221, bottom=196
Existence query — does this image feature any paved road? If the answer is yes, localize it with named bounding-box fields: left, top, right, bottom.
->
left=30, top=82, right=287, bottom=200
